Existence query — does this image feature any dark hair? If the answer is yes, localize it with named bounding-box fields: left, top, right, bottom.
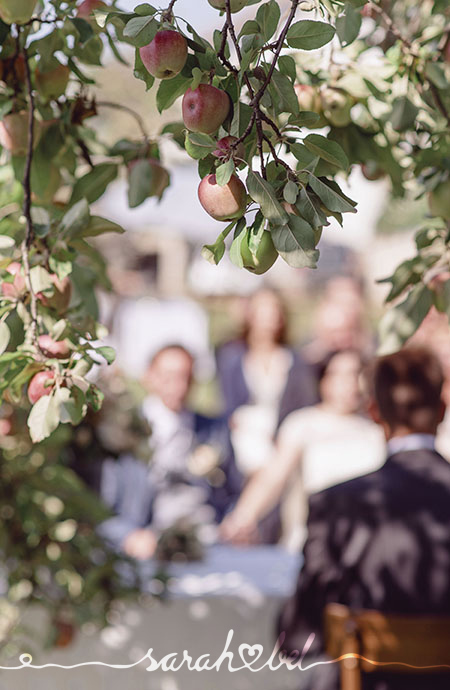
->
left=316, top=349, right=364, bottom=385
left=149, top=344, right=194, bottom=367
left=371, top=347, right=444, bottom=432
left=242, top=290, right=288, bottom=346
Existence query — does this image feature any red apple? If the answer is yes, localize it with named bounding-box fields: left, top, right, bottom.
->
left=140, top=30, right=187, bottom=80
left=77, top=0, right=107, bottom=18
left=361, top=161, right=384, bottom=181
left=38, top=335, right=70, bottom=359
left=0, top=0, right=36, bottom=24
left=212, top=136, right=245, bottom=163
left=182, top=84, right=230, bottom=135
left=198, top=173, right=247, bottom=221
left=35, top=63, right=70, bottom=101
left=208, top=0, right=248, bottom=12
left=240, top=229, right=278, bottom=274
left=37, top=274, right=72, bottom=313
left=1, top=262, right=26, bottom=298
left=28, top=370, right=55, bottom=404
left=320, top=87, right=353, bottom=127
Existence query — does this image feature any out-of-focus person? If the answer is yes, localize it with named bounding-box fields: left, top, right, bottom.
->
left=98, top=345, right=242, bottom=560
left=278, top=347, right=450, bottom=690
left=220, top=350, right=385, bottom=550
left=409, top=302, right=450, bottom=460
left=302, top=275, right=373, bottom=366
left=216, top=289, right=318, bottom=477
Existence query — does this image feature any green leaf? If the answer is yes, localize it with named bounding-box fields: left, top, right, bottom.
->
left=123, top=15, right=158, bottom=47
left=336, top=3, right=362, bottom=46
left=185, top=132, right=216, bottom=160
left=269, top=70, right=299, bottom=115
left=216, top=159, right=235, bottom=187
left=287, top=20, right=336, bottom=50
left=278, top=55, right=297, bottom=83
left=94, top=346, right=116, bottom=365
left=156, top=72, right=192, bottom=113
left=256, top=0, right=281, bottom=41
left=229, top=219, right=247, bottom=268
left=127, top=159, right=152, bottom=208
left=202, top=241, right=226, bottom=265
left=71, top=164, right=118, bottom=205
left=56, top=387, right=86, bottom=426
left=134, top=3, right=157, bottom=15
left=283, top=180, right=298, bottom=205
left=0, top=321, right=10, bottom=356
left=246, top=170, right=288, bottom=226
left=70, top=17, right=95, bottom=43
left=29, top=266, right=53, bottom=294
left=60, top=199, right=91, bottom=236
left=271, top=216, right=319, bottom=269
left=304, top=134, right=349, bottom=171
left=378, top=285, right=434, bottom=355
left=308, top=175, right=357, bottom=214
left=0, top=235, right=15, bottom=250
left=82, top=217, right=125, bottom=238
left=390, top=97, right=419, bottom=132
left=28, top=392, right=60, bottom=444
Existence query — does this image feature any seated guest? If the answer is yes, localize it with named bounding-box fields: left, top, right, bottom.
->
left=278, top=347, right=450, bottom=690
left=220, top=350, right=384, bottom=549
left=98, top=345, right=242, bottom=560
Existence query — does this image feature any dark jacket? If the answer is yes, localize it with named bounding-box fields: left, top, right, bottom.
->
left=216, top=340, right=319, bottom=427
left=95, top=413, right=242, bottom=551
left=278, top=449, right=450, bottom=690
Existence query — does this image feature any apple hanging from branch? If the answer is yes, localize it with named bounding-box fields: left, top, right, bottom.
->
left=38, top=335, right=70, bottom=359
left=35, top=62, right=70, bottom=102
left=1, top=262, right=26, bottom=299
left=240, top=229, right=278, bottom=275
left=198, top=174, right=247, bottom=222
left=182, top=84, right=230, bottom=135
left=27, top=371, right=56, bottom=404
left=140, top=30, right=188, bottom=80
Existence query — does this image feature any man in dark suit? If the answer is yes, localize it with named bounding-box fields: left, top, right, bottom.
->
left=98, top=345, right=242, bottom=559
left=278, top=346, right=450, bottom=689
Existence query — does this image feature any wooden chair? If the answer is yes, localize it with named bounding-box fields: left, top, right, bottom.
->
left=324, top=603, right=450, bottom=690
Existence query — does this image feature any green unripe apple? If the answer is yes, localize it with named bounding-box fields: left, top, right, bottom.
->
left=428, top=180, right=450, bottom=220
left=198, top=173, right=247, bottom=221
left=0, top=0, right=36, bottom=24
left=240, top=229, right=278, bottom=274
left=208, top=0, right=248, bottom=12
left=35, top=63, right=70, bottom=102
left=320, top=87, right=353, bottom=127
left=140, top=30, right=188, bottom=80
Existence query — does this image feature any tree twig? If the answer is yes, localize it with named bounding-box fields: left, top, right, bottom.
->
left=96, top=101, right=150, bottom=141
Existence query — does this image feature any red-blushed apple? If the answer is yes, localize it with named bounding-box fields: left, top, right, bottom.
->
left=240, top=229, right=278, bottom=274
left=37, top=274, right=72, bottom=313
left=320, top=87, right=353, bottom=127
left=128, top=158, right=170, bottom=200
left=0, top=111, right=34, bottom=156
left=0, top=0, right=36, bottom=24
left=77, top=0, right=107, bottom=18
left=212, top=136, right=245, bottom=163
left=38, top=335, right=70, bottom=359
left=35, top=63, right=70, bottom=101
left=28, top=370, right=55, bottom=404
left=198, top=173, right=247, bottom=221
left=208, top=0, right=248, bottom=12
left=1, top=262, right=26, bottom=298
left=182, top=84, right=230, bottom=135
left=140, top=30, right=187, bottom=80
left=428, top=180, right=450, bottom=220
left=361, top=161, right=385, bottom=181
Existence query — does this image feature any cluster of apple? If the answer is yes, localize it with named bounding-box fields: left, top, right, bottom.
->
left=1, top=262, right=72, bottom=403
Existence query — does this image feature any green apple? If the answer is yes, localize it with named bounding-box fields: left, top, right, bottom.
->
left=241, top=229, right=278, bottom=274
left=0, top=0, right=36, bottom=24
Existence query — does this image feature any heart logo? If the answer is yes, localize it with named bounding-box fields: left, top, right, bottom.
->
left=238, top=644, right=264, bottom=667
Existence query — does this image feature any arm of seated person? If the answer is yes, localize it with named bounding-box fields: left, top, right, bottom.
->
left=122, top=528, right=157, bottom=560
left=220, top=413, right=303, bottom=544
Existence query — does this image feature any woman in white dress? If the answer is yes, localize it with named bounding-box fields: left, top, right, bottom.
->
left=221, top=350, right=385, bottom=550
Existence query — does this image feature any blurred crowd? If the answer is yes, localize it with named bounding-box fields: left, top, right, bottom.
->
left=69, top=276, right=450, bottom=561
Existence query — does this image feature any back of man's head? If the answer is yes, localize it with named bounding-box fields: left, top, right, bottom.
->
left=371, top=347, right=444, bottom=435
